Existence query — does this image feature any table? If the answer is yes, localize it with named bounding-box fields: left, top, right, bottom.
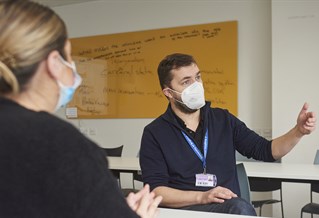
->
left=107, top=157, right=319, bottom=183
left=108, top=157, right=319, bottom=218
left=239, top=161, right=319, bottom=183
left=158, top=208, right=268, bottom=218
left=108, top=157, right=140, bottom=173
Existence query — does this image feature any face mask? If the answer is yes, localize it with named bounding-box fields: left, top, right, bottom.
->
left=55, top=57, right=82, bottom=111
left=169, top=81, right=205, bottom=110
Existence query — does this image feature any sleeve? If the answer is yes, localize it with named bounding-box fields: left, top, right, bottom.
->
left=139, top=125, right=169, bottom=191
left=229, top=113, right=275, bottom=162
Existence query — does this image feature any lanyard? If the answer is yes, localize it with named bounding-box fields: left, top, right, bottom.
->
left=181, top=128, right=208, bottom=174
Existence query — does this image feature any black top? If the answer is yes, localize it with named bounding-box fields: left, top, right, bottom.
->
left=173, top=108, right=204, bottom=153
left=0, top=97, right=139, bottom=218
left=140, top=102, right=275, bottom=196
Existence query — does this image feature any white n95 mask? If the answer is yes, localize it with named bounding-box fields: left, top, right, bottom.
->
left=170, top=81, right=205, bottom=110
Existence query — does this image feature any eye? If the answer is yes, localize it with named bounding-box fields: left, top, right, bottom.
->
left=195, top=74, right=202, bottom=81
left=182, top=80, right=190, bottom=86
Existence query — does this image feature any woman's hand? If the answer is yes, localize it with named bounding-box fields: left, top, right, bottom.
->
left=126, top=184, right=162, bottom=218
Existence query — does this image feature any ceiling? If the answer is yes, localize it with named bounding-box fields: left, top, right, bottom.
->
left=33, top=0, right=97, bottom=7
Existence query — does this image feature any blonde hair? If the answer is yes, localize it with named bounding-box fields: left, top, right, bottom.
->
left=0, top=0, right=67, bottom=94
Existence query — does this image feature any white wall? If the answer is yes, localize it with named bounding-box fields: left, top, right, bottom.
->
left=272, top=1, right=319, bottom=217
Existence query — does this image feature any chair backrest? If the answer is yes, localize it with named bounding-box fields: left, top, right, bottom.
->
left=103, top=145, right=124, bottom=185
left=311, top=183, right=319, bottom=194
left=236, top=163, right=251, bottom=203
left=311, top=150, right=319, bottom=194
left=314, top=150, right=319, bottom=165
left=249, top=178, right=281, bottom=192
left=133, top=151, right=143, bottom=188
left=103, top=145, right=124, bottom=157
left=133, top=171, right=143, bottom=182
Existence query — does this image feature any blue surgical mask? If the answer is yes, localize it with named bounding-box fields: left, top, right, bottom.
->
left=55, top=56, right=82, bottom=111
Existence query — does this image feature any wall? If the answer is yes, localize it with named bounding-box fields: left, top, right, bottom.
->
left=272, top=1, right=319, bottom=217
left=53, top=0, right=271, bottom=158
left=53, top=0, right=272, bottom=215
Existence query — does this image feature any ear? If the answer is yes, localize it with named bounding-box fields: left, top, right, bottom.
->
left=46, top=50, right=63, bottom=80
left=163, top=88, right=172, bottom=98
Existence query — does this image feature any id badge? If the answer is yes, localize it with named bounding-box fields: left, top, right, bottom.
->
left=195, top=173, right=217, bottom=187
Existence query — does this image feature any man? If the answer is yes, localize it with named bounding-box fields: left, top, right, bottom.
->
left=139, top=53, right=316, bottom=215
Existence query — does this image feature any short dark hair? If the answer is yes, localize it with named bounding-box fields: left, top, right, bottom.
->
left=157, top=53, right=197, bottom=89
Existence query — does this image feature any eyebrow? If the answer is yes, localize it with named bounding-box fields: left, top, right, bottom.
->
left=179, top=71, right=201, bottom=83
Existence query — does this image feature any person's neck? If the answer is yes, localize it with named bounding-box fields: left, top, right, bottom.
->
left=171, top=103, right=200, bottom=132
left=4, top=64, right=58, bottom=113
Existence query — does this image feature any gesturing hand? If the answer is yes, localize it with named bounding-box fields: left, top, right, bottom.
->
left=126, top=184, right=162, bottom=218
left=296, top=103, right=316, bottom=135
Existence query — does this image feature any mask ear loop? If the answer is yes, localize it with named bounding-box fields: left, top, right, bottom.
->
left=163, top=87, right=178, bottom=98
left=164, top=87, right=186, bottom=106
left=59, top=56, right=75, bottom=70
left=58, top=56, right=82, bottom=87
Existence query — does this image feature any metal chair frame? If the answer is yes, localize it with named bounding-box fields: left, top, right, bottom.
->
left=249, top=177, right=284, bottom=218
left=103, top=145, right=124, bottom=188
left=300, top=150, right=319, bottom=218
left=236, top=163, right=251, bottom=204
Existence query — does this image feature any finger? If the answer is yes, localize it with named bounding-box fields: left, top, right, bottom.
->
left=207, top=186, right=236, bottom=202
left=224, top=189, right=237, bottom=197
left=149, top=191, right=155, bottom=200
left=216, top=187, right=237, bottom=197
left=136, top=191, right=151, bottom=214
left=306, top=117, right=316, bottom=123
left=142, top=184, right=150, bottom=194
left=214, top=192, right=233, bottom=200
left=133, top=184, right=150, bottom=201
left=301, top=102, right=309, bottom=113
left=306, top=111, right=316, bottom=119
left=305, top=122, right=316, bottom=128
left=209, top=197, right=225, bottom=203
left=127, top=185, right=152, bottom=212
left=126, top=192, right=139, bottom=211
left=147, top=196, right=162, bottom=216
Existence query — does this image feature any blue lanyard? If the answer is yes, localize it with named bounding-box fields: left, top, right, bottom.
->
left=182, top=128, right=208, bottom=173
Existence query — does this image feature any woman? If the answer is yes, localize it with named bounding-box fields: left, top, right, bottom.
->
left=0, top=0, right=161, bottom=217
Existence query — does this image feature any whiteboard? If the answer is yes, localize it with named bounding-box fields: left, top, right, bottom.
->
left=67, top=21, right=238, bottom=118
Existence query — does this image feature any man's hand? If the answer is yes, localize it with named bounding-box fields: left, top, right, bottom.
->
left=296, top=103, right=316, bottom=136
left=200, top=186, right=238, bottom=204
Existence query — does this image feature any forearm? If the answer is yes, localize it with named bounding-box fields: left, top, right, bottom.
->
left=153, top=186, right=203, bottom=208
left=271, top=125, right=303, bottom=159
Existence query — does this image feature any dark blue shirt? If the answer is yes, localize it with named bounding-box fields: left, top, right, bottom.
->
left=140, top=102, right=274, bottom=197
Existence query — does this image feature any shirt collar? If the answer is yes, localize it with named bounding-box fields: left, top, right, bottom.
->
left=172, top=107, right=205, bottom=131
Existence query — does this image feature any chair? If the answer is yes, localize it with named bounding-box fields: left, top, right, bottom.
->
left=236, top=163, right=251, bottom=204
left=249, top=177, right=284, bottom=217
left=122, top=152, right=143, bottom=197
left=301, top=184, right=319, bottom=218
left=300, top=150, right=319, bottom=218
left=103, top=145, right=124, bottom=188
left=132, top=151, right=143, bottom=190
left=103, top=145, right=123, bottom=157
left=121, top=170, right=143, bottom=197
left=132, top=170, right=143, bottom=190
